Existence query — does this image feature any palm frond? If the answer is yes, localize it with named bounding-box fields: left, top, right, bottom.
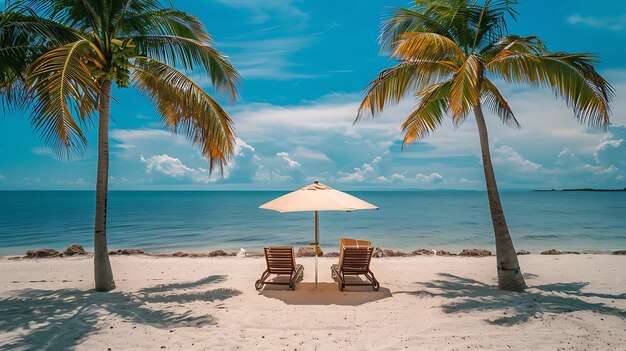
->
left=449, top=54, right=482, bottom=124
left=391, top=31, right=464, bottom=64
left=481, top=35, right=546, bottom=62
left=428, top=0, right=477, bottom=50
left=380, top=7, right=452, bottom=54
left=470, top=0, right=519, bottom=52
left=131, top=35, right=239, bottom=101
left=111, top=0, right=163, bottom=37
left=487, top=51, right=613, bottom=128
left=118, top=8, right=209, bottom=41
left=481, top=78, right=519, bottom=128
left=22, top=0, right=102, bottom=33
left=384, top=0, right=519, bottom=55
left=25, top=39, right=101, bottom=157
left=401, top=80, right=452, bottom=146
left=0, top=4, right=79, bottom=109
left=356, top=60, right=455, bottom=120
left=132, top=58, right=236, bottom=173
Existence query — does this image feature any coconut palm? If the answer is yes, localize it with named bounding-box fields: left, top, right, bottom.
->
left=1, top=0, right=239, bottom=291
left=356, top=0, right=613, bottom=291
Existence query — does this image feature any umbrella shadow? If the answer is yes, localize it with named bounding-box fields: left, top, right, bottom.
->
left=0, top=275, right=241, bottom=350
left=397, top=273, right=626, bottom=326
left=260, top=282, right=392, bottom=306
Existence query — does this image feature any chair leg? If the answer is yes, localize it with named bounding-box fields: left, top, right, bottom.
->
left=289, top=265, right=304, bottom=290
left=255, top=270, right=270, bottom=290
left=331, top=265, right=344, bottom=291
left=297, top=265, right=304, bottom=281
left=365, top=271, right=380, bottom=291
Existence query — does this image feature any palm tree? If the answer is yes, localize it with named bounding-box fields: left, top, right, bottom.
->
left=356, top=0, right=613, bottom=291
left=1, top=0, right=239, bottom=291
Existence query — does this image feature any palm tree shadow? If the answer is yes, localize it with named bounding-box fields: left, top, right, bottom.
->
left=398, top=273, right=626, bottom=326
left=138, top=275, right=227, bottom=294
left=0, top=275, right=241, bottom=350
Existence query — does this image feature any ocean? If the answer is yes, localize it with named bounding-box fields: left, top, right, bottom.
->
left=0, top=190, right=624, bottom=255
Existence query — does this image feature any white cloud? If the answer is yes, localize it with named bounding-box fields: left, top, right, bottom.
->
left=376, top=176, right=391, bottom=183
left=214, top=35, right=320, bottom=80
left=549, top=144, right=624, bottom=185
left=109, top=176, right=131, bottom=185
left=254, top=164, right=291, bottom=182
left=291, top=146, right=332, bottom=162
left=31, top=147, right=54, bottom=156
left=142, top=154, right=192, bottom=177
left=390, top=173, right=406, bottom=182
left=336, top=172, right=364, bottom=183
left=19, top=177, right=41, bottom=185
left=111, top=129, right=188, bottom=160
left=555, top=148, right=582, bottom=169
left=232, top=93, right=402, bottom=142
left=593, top=138, right=623, bottom=163
left=415, top=172, right=444, bottom=184
left=337, top=156, right=382, bottom=183
left=111, top=129, right=260, bottom=184
left=112, top=129, right=175, bottom=142
left=141, top=154, right=220, bottom=183
left=492, top=145, right=542, bottom=172
left=583, top=164, right=619, bottom=176
left=566, top=14, right=625, bottom=31
left=235, top=137, right=255, bottom=156
left=50, top=178, right=88, bottom=186
left=213, top=0, right=307, bottom=24
left=276, top=152, right=301, bottom=169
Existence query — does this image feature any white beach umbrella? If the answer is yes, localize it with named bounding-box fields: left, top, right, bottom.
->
left=259, top=181, right=378, bottom=286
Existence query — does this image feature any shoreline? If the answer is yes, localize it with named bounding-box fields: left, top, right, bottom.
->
left=2, top=246, right=623, bottom=258
left=3, top=245, right=624, bottom=260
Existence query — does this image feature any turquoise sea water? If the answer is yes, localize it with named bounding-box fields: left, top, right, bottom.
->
left=0, top=191, right=624, bottom=255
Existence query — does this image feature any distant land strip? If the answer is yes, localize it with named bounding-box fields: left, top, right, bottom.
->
left=535, top=188, right=626, bottom=192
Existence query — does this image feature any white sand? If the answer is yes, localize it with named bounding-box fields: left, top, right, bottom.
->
left=0, top=254, right=624, bottom=350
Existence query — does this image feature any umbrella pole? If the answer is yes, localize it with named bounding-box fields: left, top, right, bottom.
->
left=314, top=210, right=319, bottom=287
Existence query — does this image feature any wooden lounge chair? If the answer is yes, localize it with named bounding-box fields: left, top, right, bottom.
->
left=331, top=239, right=379, bottom=291
left=255, top=246, right=304, bottom=290
left=339, top=237, right=373, bottom=252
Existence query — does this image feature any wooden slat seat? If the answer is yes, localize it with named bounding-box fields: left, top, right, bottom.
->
left=331, top=240, right=379, bottom=291
left=255, top=246, right=304, bottom=291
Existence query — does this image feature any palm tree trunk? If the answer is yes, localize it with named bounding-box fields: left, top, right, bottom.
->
left=94, top=79, right=116, bottom=292
left=473, top=103, right=526, bottom=292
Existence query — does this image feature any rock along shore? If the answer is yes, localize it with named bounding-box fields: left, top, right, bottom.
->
left=10, top=245, right=624, bottom=260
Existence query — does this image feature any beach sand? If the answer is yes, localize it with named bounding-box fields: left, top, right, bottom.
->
left=0, top=254, right=624, bottom=350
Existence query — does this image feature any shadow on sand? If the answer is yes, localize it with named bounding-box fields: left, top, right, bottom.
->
left=0, top=275, right=241, bottom=350
left=260, top=281, right=392, bottom=306
left=398, top=273, right=626, bottom=326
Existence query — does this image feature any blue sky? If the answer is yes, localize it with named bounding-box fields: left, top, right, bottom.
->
left=1, top=0, right=626, bottom=190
